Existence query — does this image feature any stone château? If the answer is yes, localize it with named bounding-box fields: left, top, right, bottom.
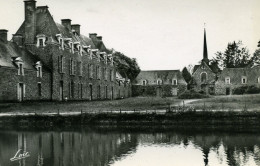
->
left=0, top=0, right=131, bottom=102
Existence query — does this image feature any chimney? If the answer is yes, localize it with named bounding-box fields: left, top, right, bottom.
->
left=0, top=29, right=8, bottom=43
left=61, top=19, right=72, bottom=31
left=89, top=33, right=97, bottom=39
left=13, top=34, right=23, bottom=46
left=24, top=0, right=37, bottom=44
left=97, top=36, right=102, bottom=41
left=71, top=24, right=81, bottom=35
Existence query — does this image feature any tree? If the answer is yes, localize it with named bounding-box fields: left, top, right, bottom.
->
left=212, top=41, right=256, bottom=68
left=113, top=51, right=141, bottom=81
left=253, top=41, right=260, bottom=66
left=182, top=67, right=192, bottom=84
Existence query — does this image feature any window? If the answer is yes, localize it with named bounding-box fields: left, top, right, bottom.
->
left=225, top=77, right=230, bottom=84
left=78, top=62, right=83, bottom=76
left=104, top=67, right=107, bottom=80
left=96, top=66, right=100, bottom=79
left=78, top=83, right=83, bottom=99
left=201, top=72, right=207, bottom=82
left=88, top=64, right=93, bottom=78
left=38, top=82, right=42, bottom=97
left=142, top=80, right=147, bottom=86
left=59, top=38, right=64, bottom=50
left=258, top=77, right=260, bottom=83
left=58, top=56, right=64, bottom=73
left=36, top=34, right=46, bottom=47
left=110, top=70, right=114, bottom=81
left=172, top=79, right=177, bottom=85
left=97, top=85, right=101, bottom=99
left=37, top=66, right=42, bottom=78
left=18, top=63, right=24, bottom=76
left=70, top=59, right=76, bottom=75
left=242, top=76, right=247, bottom=84
left=69, top=81, right=74, bottom=99
left=39, top=39, right=43, bottom=47
left=157, top=79, right=163, bottom=85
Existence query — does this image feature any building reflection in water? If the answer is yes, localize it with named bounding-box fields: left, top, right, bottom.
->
left=0, top=130, right=259, bottom=166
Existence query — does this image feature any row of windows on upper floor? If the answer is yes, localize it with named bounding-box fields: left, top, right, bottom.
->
left=141, top=79, right=178, bottom=86
left=58, top=55, right=115, bottom=81
left=36, top=34, right=114, bottom=65
left=225, top=76, right=260, bottom=84
left=14, top=56, right=114, bottom=82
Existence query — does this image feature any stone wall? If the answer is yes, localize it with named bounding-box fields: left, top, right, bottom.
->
left=132, top=84, right=186, bottom=97
left=0, top=67, right=51, bottom=101
left=25, top=44, right=131, bottom=101
left=192, top=63, right=216, bottom=94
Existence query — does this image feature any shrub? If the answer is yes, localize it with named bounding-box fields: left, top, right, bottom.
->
left=246, top=85, right=260, bottom=94
left=233, top=86, right=260, bottom=95
left=178, top=90, right=209, bottom=99
left=233, top=86, right=247, bottom=95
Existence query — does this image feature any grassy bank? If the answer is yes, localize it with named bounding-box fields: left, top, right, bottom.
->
left=188, top=94, right=260, bottom=111
left=0, top=94, right=259, bottom=113
left=0, top=111, right=260, bottom=129
left=0, top=97, right=182, bottom=113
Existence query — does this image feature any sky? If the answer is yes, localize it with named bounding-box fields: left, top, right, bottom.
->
left=0, top=0, right=259, bottom=70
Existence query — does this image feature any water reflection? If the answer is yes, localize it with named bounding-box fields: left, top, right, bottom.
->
left=0, top=129, right=259, bottom=166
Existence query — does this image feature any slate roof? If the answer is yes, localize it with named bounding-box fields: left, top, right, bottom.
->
left=14, top=6, right=108, bottom=53
left=134, top=70, right=187, bottom=85
left=0, top=40, right=49, bottom=71
left=216, top=67, right=260, bottom=84
left=193, top=62, right=220, bottom=74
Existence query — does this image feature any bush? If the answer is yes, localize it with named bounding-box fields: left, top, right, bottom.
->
left=178, top=90, right=209, bottom=99
left=233, top=86, right=247, bottom=95
left=246, top=85, right=260, bottom=94
left=233, top=85, right=260, bottom=95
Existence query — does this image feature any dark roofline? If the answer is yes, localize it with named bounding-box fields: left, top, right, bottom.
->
left=141, top=70, right=180, bottom=72
left=37, top=6, right=49, bottom=9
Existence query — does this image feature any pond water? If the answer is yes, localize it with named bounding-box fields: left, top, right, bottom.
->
left=0, top=128, right=259, bottom=166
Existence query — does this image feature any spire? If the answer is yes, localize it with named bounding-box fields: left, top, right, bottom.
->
left=203, top=25, right=209, bottom=64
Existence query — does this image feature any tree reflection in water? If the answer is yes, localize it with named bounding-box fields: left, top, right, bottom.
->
left=0, top=129, right=259, bottom=166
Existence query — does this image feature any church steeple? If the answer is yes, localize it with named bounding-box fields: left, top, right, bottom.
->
left=203, top=26, right=209, bottom=64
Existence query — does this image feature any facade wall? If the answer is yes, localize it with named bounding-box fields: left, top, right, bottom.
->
left=25, top=44, right=131, bottom=101
left=132, top=84, right=186, bottom=97
left=0, top=67, right=51, bottom=101
left=192, top=63, right=216, bottom=94
left=215, top=67, right=260, bottom=95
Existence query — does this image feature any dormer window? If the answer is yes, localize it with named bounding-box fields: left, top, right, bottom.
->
left=142, top=80, right=147, bottom=86
left=172, top=79, right=177, bottom=85
left=36, top=34, right=46, bottom=47
left=73, top=42, right=80, bottom=52
left=59, top=38, right=64, bottom=50
left=70, top=42, right=74, bottom=53
left=97, top=52, right=100, bottom=62
left=242, top=76, right=247, bottom=84
left=18, top=63, right=24, bottom=76
left=157, top=79, right=163, bottom=85
left=35, top=61, right=42, bottom=78
left=39, top=39, right=43, bottom=47
left=225, top=77, right=230, bottom=84
left=104, top=55, right=107, bottom=64
left=13, top=57, right=24, bottom=76
left=78, top=45, right=83, bottom=56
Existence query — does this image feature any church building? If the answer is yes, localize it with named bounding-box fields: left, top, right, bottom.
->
left=190, top=28, right=220, bottom=94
